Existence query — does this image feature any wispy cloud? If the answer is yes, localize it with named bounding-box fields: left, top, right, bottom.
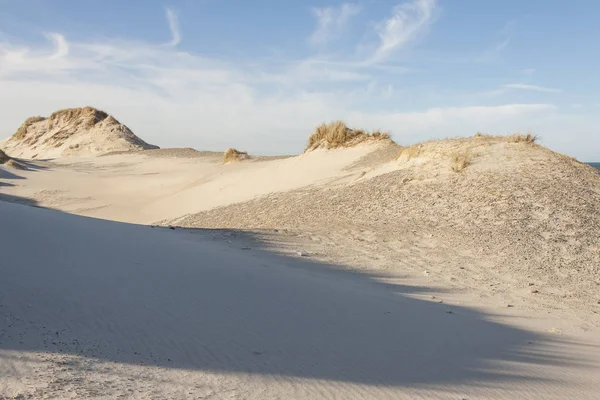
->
left=309, top=3, right=361, bottom=46
left=165, top=8, right=181, bottom=46
left=1, top=5, right=595, bottom=159
left=371, top=0, right=436, bottom=63
left=47, top=33, right=69, bottom=59
left=504, top=83, right=562, bottom=93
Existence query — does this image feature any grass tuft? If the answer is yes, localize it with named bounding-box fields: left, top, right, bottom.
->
left=451, top=150, right=472, bottom=172
left=306, top=121, right=392, bottom=151
left=223, top=148, right=249, bottom=163
left=506, top=133, right=538, bottom=144
left=13, top=116, right=45, bottom=140
left=396, top=144, right=423, bottom=160
left=473, top=132, right=538, bottom=144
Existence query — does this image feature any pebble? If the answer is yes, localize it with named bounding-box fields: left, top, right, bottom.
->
left=296, top=251, right=308, bottom=257
left=531, top=289, right=539, bottom=294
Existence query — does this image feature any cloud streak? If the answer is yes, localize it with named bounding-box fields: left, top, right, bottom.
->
left=1, top=4, right=596, bottom=160
left=309, top=3, right=361, bottom=46
left=371, top=0, right=436, bottom=63
left=165, top=8, right=181, bottom=46
left=504, top=83, right=562, bottom=93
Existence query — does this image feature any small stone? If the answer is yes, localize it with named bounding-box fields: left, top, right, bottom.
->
left=169, top=226, right=176, bottom=230
left=531, top=289, right=539, bottom=294
left=297, top=251, right=308, bottom=257
left=506, top=304, right=514, bottom=308
left=446, top=310, right=453, bottom=314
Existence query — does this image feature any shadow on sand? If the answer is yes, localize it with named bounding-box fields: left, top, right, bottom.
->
left=0, top=196, right=592, bottom=391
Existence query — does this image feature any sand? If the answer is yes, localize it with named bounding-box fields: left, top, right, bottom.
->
left=0, top=107, right=157, bottom=159
left=1, top=137, right=600, bottom=399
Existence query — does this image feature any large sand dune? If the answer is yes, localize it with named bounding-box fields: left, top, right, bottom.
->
left=2, top=200, right=600, bottom=399
left=0, top=107, right=158, bottom=159
left=1, top=118, right=600, bottom=398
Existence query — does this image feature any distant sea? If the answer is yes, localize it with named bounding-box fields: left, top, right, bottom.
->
left=587, top=162, right=600, bottom=170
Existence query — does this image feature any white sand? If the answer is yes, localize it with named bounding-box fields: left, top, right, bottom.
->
left=1, top=138, right=600, bottom=398
left=0, top=144, right=381, bottom=223
left=2, top=200, right=600, bottom=399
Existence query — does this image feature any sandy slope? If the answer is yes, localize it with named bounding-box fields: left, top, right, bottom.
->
left=2, top=137, right=600, bottom=398
left=0, top=107, right=157, bottom=159
left=0, top=143, right=383, bottom=223
left=2, top=200, right=600, bottom=399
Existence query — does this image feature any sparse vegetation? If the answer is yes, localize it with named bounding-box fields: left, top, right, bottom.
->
left=474, top=132, right=538, bottom=144
left=451, top=150, right=472, bottom=172
left=306, top=121, right=392, bottom=151
left=48, top=107, right=109, bottom=129
left=223, top=148, right=249, bottom=163
left=396, top=144, right=423, bottom=160
left=5, top=159, right=27, bottom=170
left=13, top=116, right=45, bottom=140
left=506, top=133, right=538, bottom=144
left=0, top=149, right=26, bottom=169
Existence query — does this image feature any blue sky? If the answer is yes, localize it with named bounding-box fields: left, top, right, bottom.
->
left=0, top=0, right=598, bottom=160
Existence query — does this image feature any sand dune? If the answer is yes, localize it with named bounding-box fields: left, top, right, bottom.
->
left=2, top=117, right=600, bottom=398
left=2, top=200, right=600, bottom=399
left=0, top=107, right=158, bottom=159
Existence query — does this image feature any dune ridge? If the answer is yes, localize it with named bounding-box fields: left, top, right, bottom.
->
left=0, top=107, right=158, bottom=159
left=2, top=115, right=600, bottom=399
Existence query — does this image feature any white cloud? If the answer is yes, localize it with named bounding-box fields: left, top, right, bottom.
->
left=309, top=3, right=361, bottom=46
left=504, top=83, right=562, bottom=93
left=47, top=33, right=69, bottom=59
left=371, top=0, right=436, bottom=63
left=0, top=6, right=597, bottom=160
left=165, top=8, right=181, bottom=46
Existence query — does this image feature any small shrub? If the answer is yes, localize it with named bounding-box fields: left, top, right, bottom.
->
left=507, top=133, right=537, bottom=144
left=223, top=148, right=249, bottom=163
left=451, top=150, right=472, bottom=172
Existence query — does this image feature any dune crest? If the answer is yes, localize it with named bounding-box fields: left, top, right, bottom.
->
left=0, top=106, right=158, bottom=159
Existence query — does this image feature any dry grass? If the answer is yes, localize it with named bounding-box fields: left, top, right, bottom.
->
left=223, top=148, right=249, bottom=163
left=451, top=150, right=472, bottom=172
left=13, top=116, right=45, bottom=140
left=306, top=121, right=392, bottom=151
left=0, top=149, right=26, bottom=169
left=506, top=133, right=538, bottom=144
left=48, top=107, right=108, bottom=129
left=474, top=132, right=538, bottom=144
left=5, top=159, right=27, bottom=170
left=396, top=144, right=423, bottom=161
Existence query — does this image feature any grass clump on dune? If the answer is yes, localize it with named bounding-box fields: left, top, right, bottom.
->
left=223, top=148, right=249, bottom=163
left=474, top=132, right=538, bottom=144
left=0, top=149, right=26, bottom=169
left=506, top=133, right=538, bottom=144
left=306, top=121, right=392, bottom=152
left=451, top=150, right=472, bottom=172
left=396, top=144, right=423, bottom=161
left=13, top=116, right=45, bottom=140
